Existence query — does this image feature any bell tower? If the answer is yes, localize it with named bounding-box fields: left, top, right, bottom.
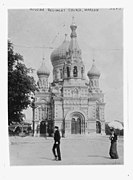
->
left=64, top=17, right=85, bottom=80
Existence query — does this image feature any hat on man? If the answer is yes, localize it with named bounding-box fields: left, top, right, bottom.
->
left=54, top=126, right=59, bottom=129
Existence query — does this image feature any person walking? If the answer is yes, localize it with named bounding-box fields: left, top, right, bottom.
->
left=109, top=129, right=119, bottom=159
left=52, top=126, right=61, bottom=161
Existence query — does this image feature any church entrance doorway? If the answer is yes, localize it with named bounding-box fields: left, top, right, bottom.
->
left=40, top=121, right=46, bottom=136
left=71, top=112, right=85, bottom=134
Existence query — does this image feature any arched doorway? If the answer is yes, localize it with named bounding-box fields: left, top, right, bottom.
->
left=39, top=121, right=54, bottom=137
left=40, top=121, right=46, bottom=136
left=96, top=121, right=101, bottom=133
left=71, top=112, right=85, bottom=134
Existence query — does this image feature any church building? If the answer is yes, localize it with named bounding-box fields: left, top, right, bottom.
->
left=33, top=19, right=105, bottom=137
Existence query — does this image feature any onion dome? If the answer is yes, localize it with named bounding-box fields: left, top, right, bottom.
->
left=37, top=58, right=50, bottom=76
left=50, top=35, right=69, bottom=65
left=87, top=60, right=100, bottom=77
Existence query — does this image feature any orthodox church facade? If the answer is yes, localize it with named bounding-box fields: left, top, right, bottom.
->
left=33, top=20, right=105, bottom=137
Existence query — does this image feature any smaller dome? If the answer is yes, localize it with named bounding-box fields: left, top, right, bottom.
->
left=37, top=58, right=50, bottom=76
left=87, top=60, right=100, bottom=77
left=51, top=39, right=70, bottom=64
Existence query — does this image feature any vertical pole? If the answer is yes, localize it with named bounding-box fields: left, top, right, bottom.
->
left=62, top=92, right=65, bottom=138
left=45, top=102, right=48, bottom=139
left=32, top=107, right=35, bottom=136
left=45, top=121, right=47, bottom=139
left=21, top=123, right=24, bottom=134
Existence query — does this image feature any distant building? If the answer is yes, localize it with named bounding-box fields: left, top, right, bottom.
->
left=34, top=19, right=105, bottom=136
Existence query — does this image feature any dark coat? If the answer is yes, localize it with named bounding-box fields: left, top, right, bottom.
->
left=54, top=130, right=61, bottom=143
left=109, top=134, right=119, bottom=159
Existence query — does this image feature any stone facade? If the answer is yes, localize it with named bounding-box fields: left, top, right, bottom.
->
left=34, top=19, right=105, bottom=137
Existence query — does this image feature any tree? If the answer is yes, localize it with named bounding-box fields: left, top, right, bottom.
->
left=8, top=41, right=37, bottom=125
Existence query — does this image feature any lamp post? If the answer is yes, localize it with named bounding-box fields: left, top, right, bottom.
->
left=60, top=88, right=65, bottom=138
left=62, top=100, right=65, bottom=138
left=31, top=97, right=35, bottom=136
left=31, top=96, right=39, bottom=136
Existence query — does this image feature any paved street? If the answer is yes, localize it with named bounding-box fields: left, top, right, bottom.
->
left=9, top=134, right=123, bottom=165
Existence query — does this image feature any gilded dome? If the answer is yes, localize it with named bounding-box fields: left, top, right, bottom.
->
left=87, top=60, right=100, bottom=77
left=51, top=39, right=70, bottom=65
left=37, top=59, right=50, bottom=76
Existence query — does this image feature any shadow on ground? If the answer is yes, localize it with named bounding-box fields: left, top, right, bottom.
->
left=88, top=155, right=111, bottom=159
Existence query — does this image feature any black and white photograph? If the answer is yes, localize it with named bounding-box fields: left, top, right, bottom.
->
left=7, top=8, right=124, bottom=166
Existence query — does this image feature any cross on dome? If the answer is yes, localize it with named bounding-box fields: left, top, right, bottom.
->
left=72, top=16, right=75, bottom=25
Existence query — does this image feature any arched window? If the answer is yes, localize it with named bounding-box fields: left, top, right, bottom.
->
left=43, top=79, right=45, bottom=85
left=67, top=67, right=70, bottom=77
left=54, top=69, right=57, bottom=80
left=73, top=66, right=78, bottom=77
left=60, top=69, right=63, bottom=79
left=81, top=67, right=84, bottom=78
left=95, top=80, right=97, bottom=87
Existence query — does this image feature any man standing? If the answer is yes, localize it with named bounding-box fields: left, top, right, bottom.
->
left=52, top=126, right=61, bottom=161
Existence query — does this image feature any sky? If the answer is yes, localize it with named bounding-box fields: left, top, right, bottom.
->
left=8, top=8, right=123, bottom=123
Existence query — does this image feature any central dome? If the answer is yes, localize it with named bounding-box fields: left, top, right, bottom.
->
left=51, top=39, right=70, bottom=65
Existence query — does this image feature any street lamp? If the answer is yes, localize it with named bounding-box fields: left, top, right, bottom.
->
left=31, top=96, right=38, bottom=136
left=31, top=97, right=35, bottom=136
